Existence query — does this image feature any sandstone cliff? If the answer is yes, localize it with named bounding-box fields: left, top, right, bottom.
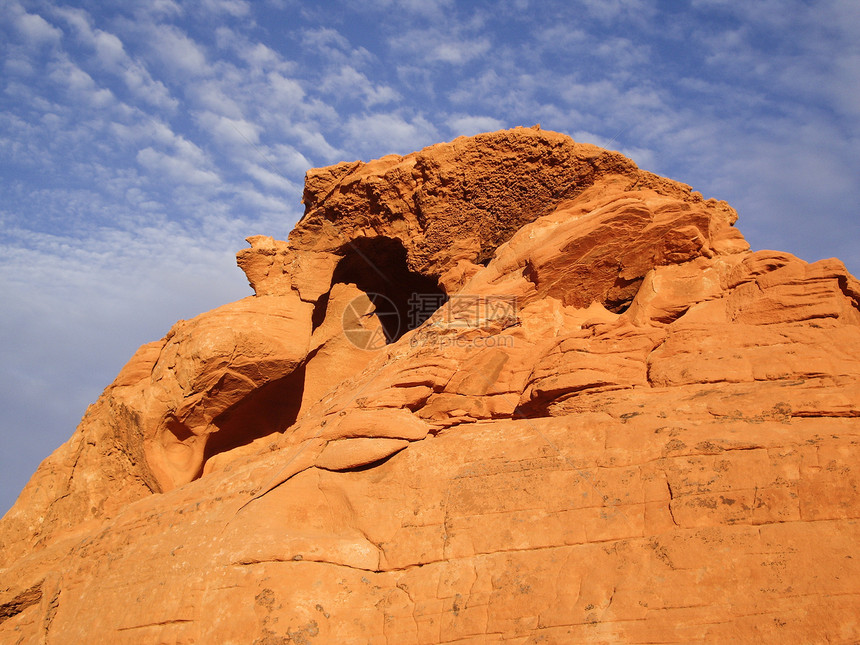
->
left=1, top=127, right=858, bottom=643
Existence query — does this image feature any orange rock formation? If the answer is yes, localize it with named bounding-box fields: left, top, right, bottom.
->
left=2, top=127, right=858, bottom=643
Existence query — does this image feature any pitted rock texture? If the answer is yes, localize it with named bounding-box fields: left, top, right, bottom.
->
left=239, top=126, right=739, bottom=295
left=2, top=128, right=858, bottom=644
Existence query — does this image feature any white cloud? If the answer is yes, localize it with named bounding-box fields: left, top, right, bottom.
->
left=300, top=27, right=373, bottom=67
left=592, top=36, right=651, bottom=70
left=195, top=110, right=261, bottom=145
left=271, top=143, right=312, bottom=175
left=364, top=0, right=455, bottom=17
left=116, top=115, right=178, bottom=146
left=571, top=129, right=613, bottom=148
left=51, top=4, right=89, bottom=34
left=390, top=29, right=491, bottom=65
left=92, top=29, right=125, bottom=63
left=240, top=42, right=285, bottom=72
left=120, top=64, right=177, bottom=110
left=617, top=145, right=655, bottom=168
left=213, top=27, right=296, bottom=76
left=560, top=80, right=666, bottom=131
left=302, top=27, right=352, bottom=54
left=146, top=24, right=210, bottom=77
left=3, top=51, right=34, bottom=76
left=576, top=0, right=655, bottom=22
left=690, top=0, right=860, bottom=123
left=130, top=0, right=184, bottom=20
left=266, top=72, right=307, bottom=110
left=47, top=57, right=116, bottom=108
left=200, top=0, right=251, bottom=16
left=448, top=115, right=505, bottom=137
left=233, top=185, right=292, bottom=213
left=446, top=66, right=557, bottom=118
left=54, top=6, right=178, bottom=111
left=12, top=7, right=62, bottom=45
left=281, top=122, right=344, bottom=161
left=187, top=79, right=244, bottom=117
left=827, top=53, right=860, bottom=119
left=434, top=39, right=490, bottom=64
left=320, top=66, right=399, bottom=106
left=136, top=146, right=220, bottom=185
left=242, top=161, right=296, bottom=192
left=344, top=112, right=438, bottom=157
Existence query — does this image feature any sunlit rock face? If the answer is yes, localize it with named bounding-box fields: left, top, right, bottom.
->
left=2, top=127, right=859, bottom=644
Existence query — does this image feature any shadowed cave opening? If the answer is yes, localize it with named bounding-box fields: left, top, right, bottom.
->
left=317, top=236, right=448, bottom=342
left=201, top=363, right=306, bottom=465
left=604, top=275, right=643, bottom=314
left=195, top=237, right=445, bottom=478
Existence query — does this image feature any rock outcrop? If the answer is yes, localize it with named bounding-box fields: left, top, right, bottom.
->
left=2, top=127, right=858, bottom=643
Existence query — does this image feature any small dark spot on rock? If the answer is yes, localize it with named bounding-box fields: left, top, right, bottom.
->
left=665, top=439, right=686, bottom=452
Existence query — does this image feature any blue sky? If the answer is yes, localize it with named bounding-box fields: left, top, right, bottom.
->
left=1, top=0, right=858, bottom=514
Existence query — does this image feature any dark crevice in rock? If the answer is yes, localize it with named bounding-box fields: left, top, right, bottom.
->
left=202, top=363, right=307, bottom=466
left=330, top=236, right=447, bottom=343
left=511, top=401, right=551, bottom=421
left=318, top=450, right=403, bottom=473
left=310, top=290, right=330, bottom=331
left=43, top=587, right=60, bottom=638
left=0, top=582, right=42, bottom=624
left=837, top=274, right=860, bottom=312
left=605, top=275, right=644, bottom=314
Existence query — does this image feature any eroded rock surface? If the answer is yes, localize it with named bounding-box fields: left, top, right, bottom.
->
left=2, top=127, right=858, bottom=643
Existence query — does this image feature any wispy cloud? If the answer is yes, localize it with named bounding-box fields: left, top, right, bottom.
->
left=364, top=0, right=455, bottom=18
left=200, top=0, right=251, bottom=17
left=54, top=6, right=178, bottom=111
left=47, top=56, right=116, bottom=107
left=145, top=23, right=211, bottom=78
left=8, top=3, right=62, bottom=45
left=344, top=112, right=439, bottom=158
left=301, top=27, right=373, bottom=67
left=242, top=160, right=298, bottom=193
left=136, top=146, right=220, bottom=185
left=448, top=114, right=506, bottom=137
left=194, top=110, right=261, bottom=145
left=389, top=28, right=491, bottom=65
left=575, top=0, right=655, bottom=22
left=319, top=66, right=399, bottom=107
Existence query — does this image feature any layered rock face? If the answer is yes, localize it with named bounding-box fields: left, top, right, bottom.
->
left=2, top=127, right=859, bottom=643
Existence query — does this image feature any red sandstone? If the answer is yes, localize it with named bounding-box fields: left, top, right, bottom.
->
left=2, top=127, right=858, bottom=643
